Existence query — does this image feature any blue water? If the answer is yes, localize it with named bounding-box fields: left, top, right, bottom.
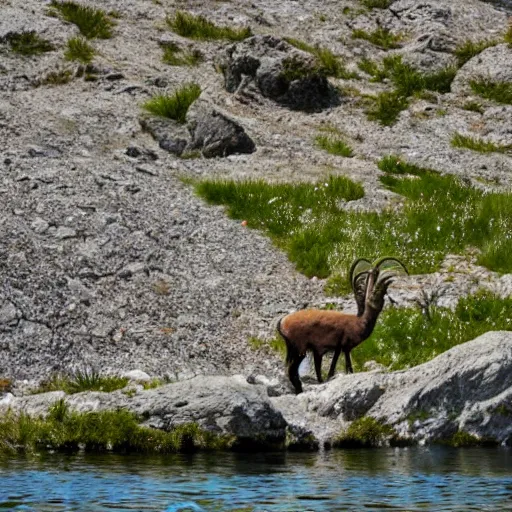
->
left=1, top=448, right=512, bottom=511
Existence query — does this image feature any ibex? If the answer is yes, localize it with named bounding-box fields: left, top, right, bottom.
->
left=277, top=257, right=408, bottom=394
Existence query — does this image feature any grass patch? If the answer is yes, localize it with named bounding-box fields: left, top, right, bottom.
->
left=351, top=27, right=403, bottom=50
left=454, top=39, right=497, bottom=67
left=360, top=0, right=392, bottom=8
left=451, top=133, right=512, bottom=154
left=142, top=83, right=201, bottom=123
left=504, top=20, right=512, bottom=46
left=249, top=335, right=286, bottom=357
left=36, top=369, right=129, bottom=394
left=39, top=69, right=73, bottom=86
left=0, top=401, right=233, bottom=454
left=64, top=36, right=95, bottom=63
left=193, top=175, right=364, bottom=278
left=350, top=290, right=512, bottom=371
left=333, top=417, right=399, bottom=448
left=470, top=79, right=512, bottom=105
left=49, top=1, right=115, bottom=39
left=167, top=11, right=251, bottom=41
left=285, top=38, right=359, bottom=79
left=315, top=134, right=354, bottom=157
left=5, top=31, right=55, bottom=56
left=161, top=42, right=203, bottom=66
left=193, top=155, right=512, bottom=281
left=440, top=430, right=497, bottom=447
left=462, top=101, right=484, bottom=114
left=366, top=91, right=408, bottom=126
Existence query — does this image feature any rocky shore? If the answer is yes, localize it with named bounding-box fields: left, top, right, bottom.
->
left=2, top=331, right=512, bottom=450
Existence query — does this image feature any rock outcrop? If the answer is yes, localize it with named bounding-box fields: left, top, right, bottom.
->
left=3, top=332, right=512, bottom=448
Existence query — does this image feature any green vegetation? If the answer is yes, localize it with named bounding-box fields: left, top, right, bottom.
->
left=5, top=31, right=55, bottom=56
left=454, top=39, right=497, bottom=67
left=361, top=56, right=457, bottom=125
left=0, top=401, right=233, bottom=454
left=142, top=83, right=201, bottom=123
left=351, top=290, right=512, bottom=371
left=315, top=133, right=354, bottom=157
left=366, top=91, right=409, bottom=126
left=193, top=175, right=364, bottom=278
left=49, top=1, right=115, bottom=39
left=505, top=20, right=512, bottom=46
left=194, top=155, right=512, bottom=281
left=441, top=430, right=497, bottom=447
left=462, top=101, right=484, bottom=114
left=451, top=133, right=512, bottom=154
left=407, top=410, right=431, bottom=426
left=0, top=378, right=11, bottom=393
left=167, top=11, right=251, bottom=41
left=285, top=38, right=359, bottom=79
left=333, top=417, right=400, bottom=448
left=36, top=369, right=129, bottom=394
left=64, top=36, right=95, bottom=63
left=161, top=42, right=203, bottom=66
left=360, top=0, right=392, bottom=8
left=40, top=69, right=73, bottom=86
left=470, top=79, right=512, bottom=105
left=351, top=27, right=403, bottom=50
left=248, top=335, right=286, bottom=357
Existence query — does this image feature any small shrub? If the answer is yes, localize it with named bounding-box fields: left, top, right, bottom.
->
left=162, top=43, right=203, bottom=66
left=36, top=369, right=129, bottom=394
left=451, top=133, right=512, bottom=153
left=506, top=20, right=512, bottom=46
left=167, top=11, right=251, bottom=41
left=360, top=0, right=392, bottom=8
left=454, top=39, right=497, bottom=67
left=366, top=91, right=408, bottom=125
left=49, top=1, right=115, bottom=39
left=64, top=36, right=95, bottom=63
left=40, top=69, right=73, bottom=86
left=351, top=27, right=403, bottom=50
left=324, top=273, right=352, bottom=296
left=285, top=38, right=359, bottom=79
left=315, top=134, right=354, bottom=157
left=357, top=57, right=385, bottom=80
left=334, top=417, right=397, bottom=447
left=5, top=31, right=55, bottom=55
left=445, top=431, right=483, bottom=447
left=470, top=79, right=512, bottom=105
left=142, top=83, right=201, bottom=123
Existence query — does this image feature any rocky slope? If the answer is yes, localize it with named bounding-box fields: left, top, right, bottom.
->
left=2, top=331, right=512, bottom=447
left=0, top=0, right=511, bottom=382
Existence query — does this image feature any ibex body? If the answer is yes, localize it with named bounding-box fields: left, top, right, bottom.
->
left=278, top=258, right=408, bottom=394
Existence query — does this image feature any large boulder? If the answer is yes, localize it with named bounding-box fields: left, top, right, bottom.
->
left=218, top=35, right=339, bottom=112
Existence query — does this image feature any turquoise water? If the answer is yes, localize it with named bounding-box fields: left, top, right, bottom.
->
left=1, top=448, right=512, bottom=511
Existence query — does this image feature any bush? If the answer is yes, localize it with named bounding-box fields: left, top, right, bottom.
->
left=49, top=1, right=115, bottom=39
left=5, top=31, right=55, bottom=55
left=351, top=27, right=403, bottom=50
left=37, top=369, right=129, bottom=394
left=142, top=83, right=201, bottom=123
left=454, top=39, right=497, bottom=67
left=64, top=36, right=95, bottom=63
left=470, top=79, right=512, bottom=105
left=167, top=11, right=251, bottom=41
left=334, top=417, right=397, bottom=447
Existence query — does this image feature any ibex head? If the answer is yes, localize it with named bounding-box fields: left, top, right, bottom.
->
left=349, top=256, right=409, bottom=314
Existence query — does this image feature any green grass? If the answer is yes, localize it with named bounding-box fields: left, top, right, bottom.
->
left=454, top=39, right=497, bottom=67
left=360, top=0, right=393, bottom=8
left=362, top=56, right=456, bottom=124
left=64, top=36, right=95, bottom=63
left=167, top=11, right=251, bottom=41
left=5, top=31, right=55, bottom=56
left=351, top=27, right=403, bottom=50
left=333, top=417, right=399, bottom=448
left=462, top=101, right=484, bottom=114
left=504, top=20, right=512, bottom=46
left=193, top=156, right=512, bottom=281
left=40, top=69, right=73, bottom=86
left=350, top=290, right=512, bottom=371
left=0, top=401, right=233, bottom=454
left=315, top=134, right=354, bottom=157
left=161, top=42, right=203, bottom=66
left=451, top=133, right=512, bottom=154
left=285, top=38, right=359, bottom=79
left=470, top=79, right=512, bottom=105
left=36, top=369, right=129, bottom=394
left=49, top=1, right=115, bottom=39
left=142, top=83, right=201, bottom=123
left=366, top=91, right=408, bottom=125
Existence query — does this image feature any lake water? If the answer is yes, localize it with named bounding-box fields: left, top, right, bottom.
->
left=1, top=448, right=512, bottom=511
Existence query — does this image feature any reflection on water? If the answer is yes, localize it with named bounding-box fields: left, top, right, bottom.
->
left=1, top=448, right=512, bottom=511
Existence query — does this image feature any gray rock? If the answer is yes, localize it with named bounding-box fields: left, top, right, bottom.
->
left=123, top=369, right=151, bottom=382
left=187, top=110, right=256, bottom=158
left=218, top=35, right=339, bottom=112
left=0, top=302, right=19, bottom=325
